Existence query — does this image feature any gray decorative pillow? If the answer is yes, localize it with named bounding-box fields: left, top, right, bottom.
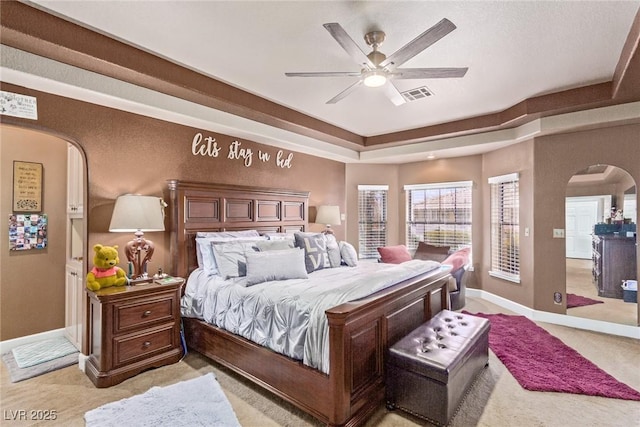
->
left=254, top=239, right=295, bottom=252
left=339, top=241, right=358, bottom=267
left=245, top=248, right=308, bottom=286
left=413, top=242, right=451, bottom=262
left=324, top=234, right=342, bottom=268
left=294, top=232, right=330, bottom=273
left=210, top=241, right=259, bottom=278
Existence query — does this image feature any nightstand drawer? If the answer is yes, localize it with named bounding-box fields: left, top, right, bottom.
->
left=114, top=325, right=176, bottom=366
left=115, top=296, right=175, bottom=332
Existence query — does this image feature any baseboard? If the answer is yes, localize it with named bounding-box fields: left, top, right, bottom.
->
left=467, top=288, right=639, bottom=339
left=78, top=353, right=88, bottom=372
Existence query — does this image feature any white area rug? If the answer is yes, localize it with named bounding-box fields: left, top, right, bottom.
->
left=11, top=336, right=77, bottom=368
left=84, top=373, right=241, bottom=427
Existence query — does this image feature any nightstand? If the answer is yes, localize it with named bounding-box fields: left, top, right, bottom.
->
left=85, top=280, right=184, bottom=387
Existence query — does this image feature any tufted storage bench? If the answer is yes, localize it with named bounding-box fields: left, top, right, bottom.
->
left=385, top=310, right=490, bottom=426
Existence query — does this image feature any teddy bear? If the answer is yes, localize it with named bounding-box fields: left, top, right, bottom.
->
left=86, top=244, right=128, bottom=291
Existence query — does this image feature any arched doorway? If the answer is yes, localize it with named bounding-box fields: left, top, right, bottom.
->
left=565, top=164, right=637, bottom=326
left=0, top=124, right=87, bottom=348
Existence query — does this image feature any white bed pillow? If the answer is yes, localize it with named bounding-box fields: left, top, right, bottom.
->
left=195, top=230, right=261, bottom=271
left=196, top=230, right=260, bottom=238
left=264, top=232, right=295, bottom=241
left=254, top=239, right=295, bottom=251
left=211, top=240, right=261, bottom=278
left=339, top=241, right=358, bottom=267
left=245, top=248, right=308, bottom=286
left=198, top=236, right=265, bottom=276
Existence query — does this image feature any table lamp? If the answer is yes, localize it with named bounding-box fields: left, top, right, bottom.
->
left=109, top=194, right=165, bottom=281
left=315, top=205, right=341, bottom=235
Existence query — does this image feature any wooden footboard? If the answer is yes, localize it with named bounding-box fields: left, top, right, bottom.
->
left=182, top=267, right=450, bottom=427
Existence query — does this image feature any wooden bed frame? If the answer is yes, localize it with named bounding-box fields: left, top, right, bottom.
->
left=166, top=180, right=451, bottom=427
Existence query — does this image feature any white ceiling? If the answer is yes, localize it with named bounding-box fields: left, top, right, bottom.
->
left=15, top=1, right=640, bottom=162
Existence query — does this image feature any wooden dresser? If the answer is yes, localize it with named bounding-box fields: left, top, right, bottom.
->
left=85, top=281, right=183, bottom=387
left=592, top=235, right=637, bottom=299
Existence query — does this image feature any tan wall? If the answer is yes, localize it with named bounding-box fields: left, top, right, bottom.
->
left=566, top=183, right=619, bottom=198
left=533, top=123, right=639, bottom=319
left=1, top=126, right=68, bottom=339
left=345, top=163, right=399, bottom=254
left=0, top=82, right=346, bottom=340
left=481, top=140, right=536, bottom=308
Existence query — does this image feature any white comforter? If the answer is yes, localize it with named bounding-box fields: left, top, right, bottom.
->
left=181, top=260, right=441, bottom=373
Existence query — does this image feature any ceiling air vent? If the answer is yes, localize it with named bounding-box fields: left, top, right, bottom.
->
left=401, top=86, right=434, bottom=102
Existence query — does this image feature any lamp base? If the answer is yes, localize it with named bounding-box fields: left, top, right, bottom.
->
left=124, top=231, right=155, bottom=280
left=322, top=225, right=335, bottom=235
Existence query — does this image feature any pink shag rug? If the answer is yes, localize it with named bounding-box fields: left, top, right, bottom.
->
left=566, top=293, right=604, bottom=308
left=463, top=312, right=640, bottom=401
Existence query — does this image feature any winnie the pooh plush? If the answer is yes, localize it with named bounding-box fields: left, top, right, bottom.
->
left=86, top=244, right=128, bottom=291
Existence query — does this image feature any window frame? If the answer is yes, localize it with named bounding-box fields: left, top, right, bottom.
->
left=357, top=185, right=388, bottom=259
left=404, top=181, right=473, bottom=252
left=488, top=173, right=520, bottom=283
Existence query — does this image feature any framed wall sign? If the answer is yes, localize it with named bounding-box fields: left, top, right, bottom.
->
left=13, top=161, right=43, bottom=212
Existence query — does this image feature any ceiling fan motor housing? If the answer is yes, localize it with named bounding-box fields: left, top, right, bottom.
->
left=364, top=31, right=386, bottom=48
left=365, top=31, right=387, bottom=67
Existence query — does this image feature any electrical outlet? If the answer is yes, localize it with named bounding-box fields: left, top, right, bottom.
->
left=553, top=228, right=565, bottom=238
left=554, top=292, right=562, bottom=304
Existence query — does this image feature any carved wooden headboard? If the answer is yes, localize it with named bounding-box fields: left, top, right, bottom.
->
left=165, top=180, right=309, bottom=278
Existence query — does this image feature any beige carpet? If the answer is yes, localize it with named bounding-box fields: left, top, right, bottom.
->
left=1, top=297, right=639, bottom=427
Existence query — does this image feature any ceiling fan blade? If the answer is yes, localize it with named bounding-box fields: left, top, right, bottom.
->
left=326, top=80, right=363, bottom=104
left=380, top=18, right=457, bottom=69
left=323, top=23, right=375, bottom=69
left=383, top=81, right=406, bottom=106
left=285, top=71, right=362, bottom=78
left=392, top=67, right=468, bottom=79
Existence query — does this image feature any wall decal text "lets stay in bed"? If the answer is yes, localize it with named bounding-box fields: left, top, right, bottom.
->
left=192, top=132, right=294, bottom=169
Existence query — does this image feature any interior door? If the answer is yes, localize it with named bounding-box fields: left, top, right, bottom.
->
left=566, top=198, right=599, bottom=259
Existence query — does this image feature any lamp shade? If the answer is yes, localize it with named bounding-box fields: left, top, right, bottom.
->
left=109, top=194, right=165, bottom=232
left=315, top=205, right=341, bottom=226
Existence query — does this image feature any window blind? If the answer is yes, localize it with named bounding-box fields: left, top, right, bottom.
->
left=489, top=173, right=520, bottom=283
left=404, top=181, right=472, bottom=251
left=358, top=185, right=388, bottom=259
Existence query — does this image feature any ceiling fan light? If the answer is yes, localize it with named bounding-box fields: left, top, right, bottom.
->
left=363, top=71, right=387, bottom=87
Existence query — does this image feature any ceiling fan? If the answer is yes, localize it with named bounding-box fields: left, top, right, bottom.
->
left=285, top=19, right=468, bottom=105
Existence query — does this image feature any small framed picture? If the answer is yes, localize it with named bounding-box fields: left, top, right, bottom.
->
left=9, top=213, right=47, bottom=251
left=13, top=161, right=43, bottom=212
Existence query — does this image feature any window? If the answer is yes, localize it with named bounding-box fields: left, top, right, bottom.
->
left=404, top=181, right=472, bottom=251
left=488, top=173, right=520, bottom=283
left=358, top=185, right=388, bottom=259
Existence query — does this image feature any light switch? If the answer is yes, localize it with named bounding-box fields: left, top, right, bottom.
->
left=524, top=227, right=530, bottom=237
left=553, top=228, right=565, bottom=238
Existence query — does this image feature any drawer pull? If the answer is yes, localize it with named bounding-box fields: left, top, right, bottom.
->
left=142, top=341, right=151, bottom=348
left=142, top=310, right=152, bottom=317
